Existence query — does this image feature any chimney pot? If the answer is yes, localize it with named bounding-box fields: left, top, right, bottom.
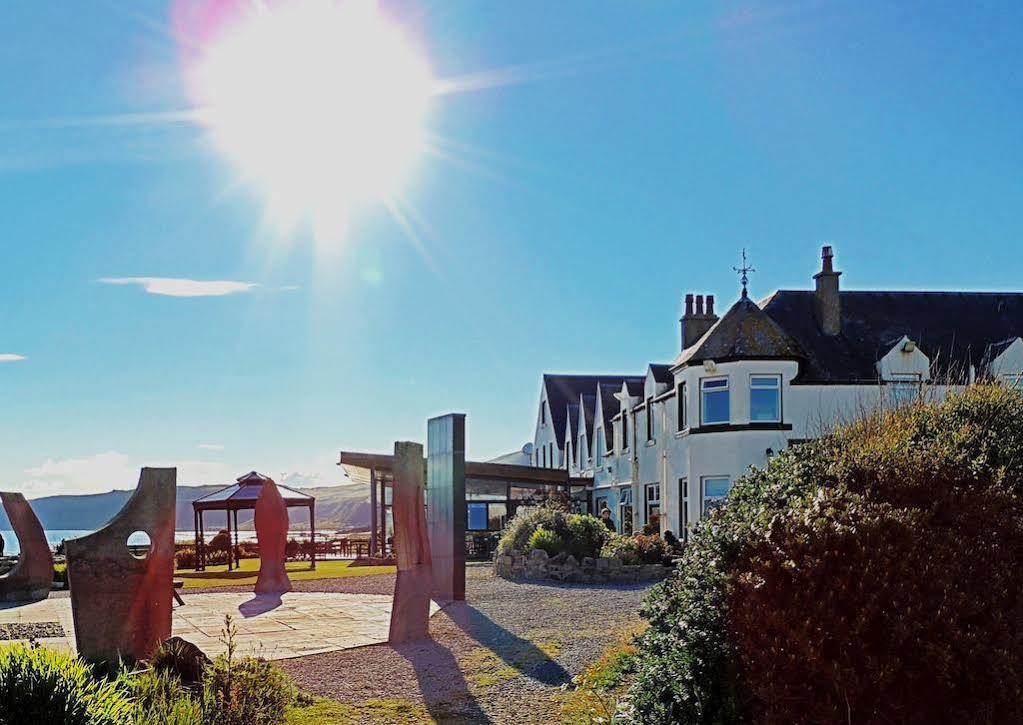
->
left=706, top=295, right=715, bottom=315
left=821, top=245, right=834, bottom=273
left=684, top=293, right=694, bottom=316
left=695, top=295, right=705, bottom=315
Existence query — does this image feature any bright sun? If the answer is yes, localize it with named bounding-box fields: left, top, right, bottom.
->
left=187, top=0, right=433, bottom=234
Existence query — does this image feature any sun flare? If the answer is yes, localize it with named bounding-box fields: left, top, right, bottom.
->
left=186, top=0, right=433, bottom=234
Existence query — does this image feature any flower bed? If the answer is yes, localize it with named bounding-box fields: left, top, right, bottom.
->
left=494, top=547, right=671, bottom=584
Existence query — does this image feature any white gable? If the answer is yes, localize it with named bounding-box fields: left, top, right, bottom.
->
left=876, top=335, right=930, bottom=380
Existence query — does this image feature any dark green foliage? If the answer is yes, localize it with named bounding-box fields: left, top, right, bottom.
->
left=497, top=504, right=610, bottom=559
left=526, top=526, right=563, bottom=556
left=0, top=643, right=134, bottom=725
left=630, top=385, right=1023, bottom=724
left=150, top=637, right=211, bottom=689
left=201, top=654, right=296, bottom=725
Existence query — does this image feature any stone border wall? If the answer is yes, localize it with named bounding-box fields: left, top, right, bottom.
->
left=494, top=548, right=671, bottom=584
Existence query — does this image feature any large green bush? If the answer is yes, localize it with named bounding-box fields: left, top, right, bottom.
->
left=0, top=643, right=134, bottom=725
left=497, top=504, right=610, bottom=560
left=630, top=385, right=1023, bottom=723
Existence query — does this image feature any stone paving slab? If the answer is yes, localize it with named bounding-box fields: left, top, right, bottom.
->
left=0, top=592, right=443, bottom=661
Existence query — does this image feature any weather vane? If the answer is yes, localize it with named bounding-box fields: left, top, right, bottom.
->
left=733, top=248, right=755, bottom=298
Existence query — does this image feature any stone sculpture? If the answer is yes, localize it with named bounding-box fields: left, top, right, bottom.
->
left=388, top=440, right=433, bottom=643
left=254, top=479, right=292, bottom=594
left=426, top=413, right=467, bottom=601
left=66, top=467, right=176, bottom=662
left=0, top=492, right=54, bottom=601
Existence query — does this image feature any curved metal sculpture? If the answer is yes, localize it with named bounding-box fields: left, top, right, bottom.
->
left=0, top=492, right=53, bottom=601
left=66, top=467, right=176, bottom=662
left=254, top=479, right=292, bottom=594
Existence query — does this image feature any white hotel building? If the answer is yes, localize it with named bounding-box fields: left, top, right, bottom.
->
left=529, top=246, right=1023, bottom=537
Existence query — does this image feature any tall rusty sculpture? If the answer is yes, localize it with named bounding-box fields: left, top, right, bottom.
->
left=0, top=492, right=54, bottom=601
left=254, top=478, right=292, bottom=594
left=66, top=468, right=176, bottom=662
left=388, top=440, right=433, bottom=643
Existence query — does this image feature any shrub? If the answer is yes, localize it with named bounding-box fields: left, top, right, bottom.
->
left=629, top=385, right=1023, bottom=723
left=201, top=655, right=296, bottom=725
left=631, top=534, right=668, bottom=565
left=0, top=643, right=135, bottom=725
left=175, top=547, right=198, bottom=570
left=600, top=534, right=641, bottom=565
left=120, top=668, right=202, bottom=725
left=498, top=504, right=609, bottom=560
left=526, top=526, right=564, bottom=557
left=52, top=563, right=68, bottom=589
left=207, top=530, right=231, bottom=552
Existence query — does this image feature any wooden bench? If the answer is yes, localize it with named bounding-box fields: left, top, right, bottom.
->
left=173, top=579, right=185, bottom=606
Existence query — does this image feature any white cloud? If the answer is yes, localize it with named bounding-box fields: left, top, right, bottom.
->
left=198, top=443, right=224, bottom=451
left=99, top=277, right=257, bottom=297
left=19, top=451, right=236, bottom=497
left=0, top=354, right=25, bottom=362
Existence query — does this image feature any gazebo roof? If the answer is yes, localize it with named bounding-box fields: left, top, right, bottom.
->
left=192, top=471, right=315, bottom=511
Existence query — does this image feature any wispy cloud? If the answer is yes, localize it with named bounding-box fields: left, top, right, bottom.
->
left=0, top=354, right=26, bottom=362
left=198, top=443, right=224, bottom=451
left=99, top=277, right=257, bottom=297
left=20, top=450, right=235, bottom=497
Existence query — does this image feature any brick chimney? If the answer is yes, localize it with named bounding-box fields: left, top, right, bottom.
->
left=814, top=245, right=842, bottom=336
left=680, top=293, right=719, bottom=349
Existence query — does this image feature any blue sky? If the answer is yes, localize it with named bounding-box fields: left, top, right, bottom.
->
left=2, top=0, right=1021, bottom=496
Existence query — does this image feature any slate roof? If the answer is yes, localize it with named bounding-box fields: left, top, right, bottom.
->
left=193, top=471, right=313, bottom=511
left=543, top=375, right=641, bottom=446
left=597, top=382, right=625, bottom=450
left=579, top=393, right=596, bottom=445
left=674, top=295, right=804, bottom=368
left=759, top=290, right=1023, bottom=383
left=649, top=364, right=673, bottom=385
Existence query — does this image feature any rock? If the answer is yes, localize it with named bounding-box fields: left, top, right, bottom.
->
left=564, top=555, right=579, bottom=568
left=548, top=552, right=569, bottom=565
left=529, top=548, right=549, bottom=562
left=581, top=557, right=596, bottom=570
left=595, top=557, right=610, bottom=570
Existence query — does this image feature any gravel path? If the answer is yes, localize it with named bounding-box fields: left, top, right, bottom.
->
left=278, top=563, right=650, bottom=724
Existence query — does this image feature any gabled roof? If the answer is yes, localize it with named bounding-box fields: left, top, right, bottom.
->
left=193, top=471, right=313, bottom=511
left=543, top=374, right=641, bottom=446
left=596, top=382, right=624, bottom=447
left=760, top=290, right=1023, bottom=383
left=674, top=295, right=804, bottom=368
left=624, top=379, right=644, bottom=397
left=648, top=364, right=673, bottom=385
left=578, top=393, right=596, bottom=444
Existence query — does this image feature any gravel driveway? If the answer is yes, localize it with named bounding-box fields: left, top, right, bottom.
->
left=278, top=562, right=651, bottom=723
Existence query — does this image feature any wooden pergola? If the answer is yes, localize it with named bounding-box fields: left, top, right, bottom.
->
left=191, top=471, right=316, bottom=571
left=338, top=451, right=593, bottom=557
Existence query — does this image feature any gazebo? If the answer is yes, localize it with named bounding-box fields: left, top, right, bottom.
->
left=192, top=471, right=316, bottom=571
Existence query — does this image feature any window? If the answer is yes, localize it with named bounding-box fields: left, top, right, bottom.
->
left=702, top=477, right=731, bottom=514
left=540, top=403, right=546, bottom=425
left=646, top=398, right=655, bottom=441
left=578, top=434, right=586, bottom=467
left=541, top=446, right=547, bottom=468
left=645, top=483, right=661, bottom=525
left=549, top=443, right=555, bottom=468
left=1003, top=373, right=1022, bottom=389
left=887, top=373, right=920, bottom=406
left=467, top=502, right=508, bottom=531
left=677, top=382, right=687, bottom=431
left=595, top=429, right=604, bottom=465
left=467, top=503, right=488, bottom=531
left=619, top=488, right=634, bottom=535
left=679, top=478, right=689, bottom=540
left=620, top=415, right=630, bottom=452
left=701, top=377, right=730, bottom=425
left=750, top=375, right=781, bottom=422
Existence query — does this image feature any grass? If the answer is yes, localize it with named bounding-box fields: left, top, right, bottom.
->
left=559, top=622, right=647, bottom=724
left=460, top=638, right=563, bottom=689
left=175, top=558, right=395, bottom=589
left=286, top=695, right=434, bottom=724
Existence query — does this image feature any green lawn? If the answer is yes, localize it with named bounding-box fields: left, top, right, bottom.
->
left=175, top=558, right=395, bottom=589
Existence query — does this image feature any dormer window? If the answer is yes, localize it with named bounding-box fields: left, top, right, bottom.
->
left=1003, top=373, right=1023, bottom=389
left=750, top=375, right=781, bottom=422
left=701, top=377, right=730, bottom=425
left=887, top=373, right=921, bottom=406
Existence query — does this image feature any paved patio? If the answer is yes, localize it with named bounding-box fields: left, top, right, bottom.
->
left=0, top=591, right=442, bottom=660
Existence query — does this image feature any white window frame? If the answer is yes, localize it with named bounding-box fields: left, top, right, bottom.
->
left=620, top=414, right=630, bottom=453
left=679, top=477, right=689, bottom=540
left=618, top=487, right=634, bottom=535
left=701, top=476, right=731, bottom=514
left=595, top=429, right=604, bottom=466
left=644, top=483, right=661, bottom=524
left=749, top=374, right=782, bottom=423
left=677, top=382, right=687, bottom=431
left=701, top=377, right=730, bottom=425
left=887, top=373, right=921, bottom=406
left=1002, top=373, right=1022, bottom=389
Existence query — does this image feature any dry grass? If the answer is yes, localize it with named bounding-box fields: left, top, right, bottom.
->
left=175, top=559, right=394, bottom=589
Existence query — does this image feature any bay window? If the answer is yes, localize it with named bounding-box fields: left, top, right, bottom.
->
left=750, top=375, right=782, bottom=422
left=701, top=377, right=730, bottom=425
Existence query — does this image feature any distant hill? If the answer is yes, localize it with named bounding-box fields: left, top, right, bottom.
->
left=0, top=484, right=371, bottom=533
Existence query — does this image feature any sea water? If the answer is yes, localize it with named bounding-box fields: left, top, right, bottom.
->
left=0, top=530, right=267, bottom=556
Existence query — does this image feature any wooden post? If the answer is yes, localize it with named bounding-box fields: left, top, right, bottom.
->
left=225, top=506, right=233, bottom=571
left=309, top=501, right=316, bottom=570
left=369, top=469, right=378, bottom=558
